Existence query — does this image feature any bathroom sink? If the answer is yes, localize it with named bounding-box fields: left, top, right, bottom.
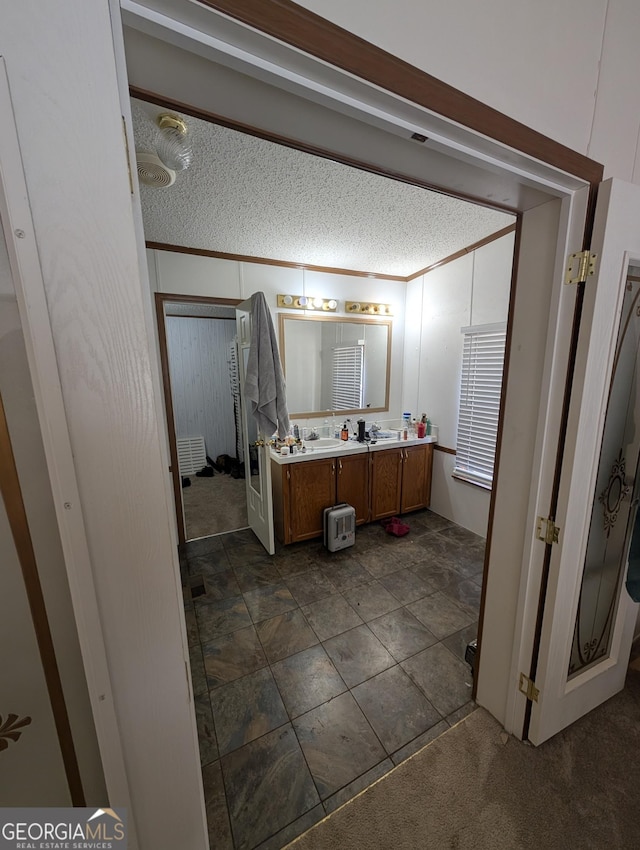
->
left=302, top=437, right=344, bottom=450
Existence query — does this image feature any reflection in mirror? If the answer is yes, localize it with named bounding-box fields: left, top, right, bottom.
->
left=279, top=314, right=391, bottom=417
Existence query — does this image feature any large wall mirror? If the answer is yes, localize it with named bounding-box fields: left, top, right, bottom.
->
left=279, top=313, right=392, bottom=417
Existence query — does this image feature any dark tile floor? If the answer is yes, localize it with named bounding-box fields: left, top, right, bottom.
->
left=180, top=509, right=483, bottom=850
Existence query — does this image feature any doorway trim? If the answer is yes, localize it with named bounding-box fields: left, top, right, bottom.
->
left=197, top=0, right=603, bottom=187
left=129, top=58, right=582, bottom=739
left=155, top=291, right=241, bottom=543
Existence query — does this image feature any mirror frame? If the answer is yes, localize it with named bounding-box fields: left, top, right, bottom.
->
left=278, top=312, right=392, bottom=418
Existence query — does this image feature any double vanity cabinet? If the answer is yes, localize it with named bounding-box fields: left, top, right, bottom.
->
left=271, top=437, right=435, bottom=544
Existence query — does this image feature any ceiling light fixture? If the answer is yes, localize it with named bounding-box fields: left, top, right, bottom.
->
left=156, top=113, right=193, bottom=172
left=135, top=110, right=193, bottom=189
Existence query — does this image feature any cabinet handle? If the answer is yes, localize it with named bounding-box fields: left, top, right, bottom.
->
left=331, top=461, right=335, bottom=475
left=338, top=459, right=343, bottom=472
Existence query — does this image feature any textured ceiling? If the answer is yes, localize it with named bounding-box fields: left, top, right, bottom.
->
left=131, top=98, right=514, bottom=278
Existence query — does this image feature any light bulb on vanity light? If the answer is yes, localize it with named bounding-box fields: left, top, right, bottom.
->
left=282, top=295, right=293, bottom=306
left=313, top=297, right=324, bottom=309
left=327, top=299, right=337, bottom=310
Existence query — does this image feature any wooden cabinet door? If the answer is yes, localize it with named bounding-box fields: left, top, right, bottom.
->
left=288, top=457, right=336, bottom=542
left=401, top=444, right=432, bottom=513
left=370, top=447, right=403, bottom=520
left=336, top=452, right=370, bottom=524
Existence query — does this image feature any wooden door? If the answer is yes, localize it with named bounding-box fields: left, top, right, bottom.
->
left=336, top=452, right=370, bottom=524
left=370, top=447, right=403, bottom=520
left=288, top=457, right=336, bottom=542
left=401, top=444, right=432, bottom=513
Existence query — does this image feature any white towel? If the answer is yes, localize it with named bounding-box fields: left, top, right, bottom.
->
left=245, top=291, right=290, bottom=439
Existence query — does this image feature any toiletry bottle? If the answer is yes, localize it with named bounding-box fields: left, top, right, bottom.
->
left=341, top=422, right=349, bottom=441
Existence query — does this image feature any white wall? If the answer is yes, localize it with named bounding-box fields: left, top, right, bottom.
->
left=166, top=315, right=237, bottom=462
left=403, top=233, right=515, bottom=535
left=295, top=0, right=640, bottom=183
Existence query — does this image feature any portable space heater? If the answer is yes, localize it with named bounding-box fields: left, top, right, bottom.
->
left=323, top=503, right=356, bottom=552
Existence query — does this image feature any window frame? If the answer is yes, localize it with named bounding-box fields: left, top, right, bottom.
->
left=454, top=321, right=507, bottom=490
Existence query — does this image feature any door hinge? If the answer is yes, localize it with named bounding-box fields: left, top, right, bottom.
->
left=518, top=672, right=540, bottom=702
left=565, top=250, right=597, bottom=285
left=536, top=515, right=560, bottom=545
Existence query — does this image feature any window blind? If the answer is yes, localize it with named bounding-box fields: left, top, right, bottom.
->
left=454, top=323, right=507, bottom=489
left=331, top=344, right=364, bottom=410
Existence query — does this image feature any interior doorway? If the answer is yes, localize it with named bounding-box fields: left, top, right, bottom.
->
left=139, top=87, right=519, bottom=849
left=155, top=292, right=248, bottom=543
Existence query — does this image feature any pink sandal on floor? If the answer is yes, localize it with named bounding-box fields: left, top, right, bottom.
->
left=381, top=516, right=410, bottom=537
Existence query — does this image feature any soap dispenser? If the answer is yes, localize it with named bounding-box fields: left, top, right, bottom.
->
left=340, top=422, right=349, bottom=441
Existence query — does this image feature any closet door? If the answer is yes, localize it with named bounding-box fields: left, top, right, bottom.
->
left=0, top=394, right=71, bottom=804
left=528, top=179, right=640, bottom=744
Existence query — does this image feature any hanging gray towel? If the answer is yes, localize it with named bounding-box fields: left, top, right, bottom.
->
left=245, top=291, right=290, bottom=439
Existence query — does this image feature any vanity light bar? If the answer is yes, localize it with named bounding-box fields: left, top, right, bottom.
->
left=277, top=294, right=338, bottom=311
left=346, top=301, right=393, bottom=316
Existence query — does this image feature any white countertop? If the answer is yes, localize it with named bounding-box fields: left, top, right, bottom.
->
left=270, top=434, right=437, bottom=464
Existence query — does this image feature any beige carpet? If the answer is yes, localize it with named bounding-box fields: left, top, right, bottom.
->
left=182, top=473, right=247, bottom=539
left=290, top=667, right=640, bottom=850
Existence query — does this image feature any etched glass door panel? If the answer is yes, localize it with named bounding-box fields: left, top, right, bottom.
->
left=569, top=267, right=640, bottom=675
left=528, top=179, right=640, bottom=746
